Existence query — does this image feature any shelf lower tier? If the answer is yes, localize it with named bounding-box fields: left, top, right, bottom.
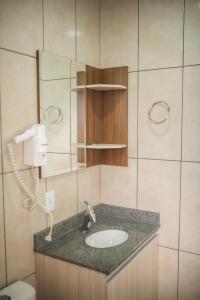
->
left=72, top=84, right=127, bottom=91
left=77, top=143, right=127, bottom=150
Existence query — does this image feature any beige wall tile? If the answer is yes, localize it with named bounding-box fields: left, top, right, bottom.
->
left=42, top=153, right=71, bottom=178
left=76, top=0, right=99, bottom=67
left=184, top=0, right=200, bottom=65
left=180, top=162, right=200, bottom=254
left=44, top=0, right=76, bottom=60
left=139, top=0, right=183, bottom=69
left=128, top=72, right=137, bottom=158
left=0, top=0, right=43, bottom=56
left=138, top=68, right=182, bottom=160
left=138, top=160, right=180, bottom=249
left=101, top=159, right=137, bottom=208
left=39, top=51, right=71, bottom=80
left=158, top=247, right=178, bottom=300
left=4, top=170, right=46, bottom=284
left=0, top=175, right=6, bottom=288
left=0, top=50, right=37, bottom=173
left=100, top=0, right=138, bottom=71
left=24, top=273, right=36, bottom=288
left=78, top=165, right=100, bottom=212
left=182, top=66, right=200, bottom=161
left=179, top=252, right=200, bottom=300
left=47, top=172, right=77, bottom=223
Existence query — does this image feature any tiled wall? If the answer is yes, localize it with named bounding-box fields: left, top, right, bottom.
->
left=100, top=0, right=200, bottom=299
left=1, top=1, right=200, bottom=299
left=0, top=0, right=100, bottom=289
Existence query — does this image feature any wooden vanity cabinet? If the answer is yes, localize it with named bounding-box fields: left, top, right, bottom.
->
left=107, top=236, right=158, bottom=300
left=35, top=236, right=158, bottom=300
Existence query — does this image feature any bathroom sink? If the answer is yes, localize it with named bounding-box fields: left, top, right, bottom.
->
left=85, top=229, right=129, bottom=249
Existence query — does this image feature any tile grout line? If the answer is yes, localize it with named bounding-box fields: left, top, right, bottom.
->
left=136, top=0, right=140, bottom=210
left=75, top=0, right=77, bottom=62
left=128, top=63, right=200, bottom=73
left=1, top=175, right=8, bottom=286
left=179, top=249, right=200, bottom=257
left=177, top=159, right=200, bottom=164
left=159, top=245, right=200, bottom=257
left=98, top=0, right=101, bottom=68
left=158, top=245, right=178, bottom=252
left=45, top=178, right=48, bottom=227
left=76, top=170, right=79, bottom=214
left=178, top=170, right=182, bottom=296
left=136, top=65, right=183, bottom=72
left=136, top=157, right=180, bottom=162
left=99, top=1, right=101, bottom=200
left=74, top=33, right=80, bottom=213
left=0, top=86, right=4, bottom=180
left=128, top=156, right=200, bottom=164
left=99, top=165, right=102, bottom=203
left=69, top=69, right=72, bottom=172
left=41, top=77, right=72, bottom=81
left=42, top=0, right=48, bottom=228
left=0, top=48, right=197, bottom=72
left=177, top=1, right=186, bottom=299
left=0, top=47, right=35, bottom=59
left=42, top=0, right=45, bottom=51
left=22, top=272, right=36, bottom=281
left=181, top=63, right=200, bottom=68
left=136, top=157, right=181, bottom=162
left=0, top=51, right=198, bottom=73
left=158, top=244, right=200, bottom=256
left=1, top=156, right=200, bottom=177
left=0, top=82, right=8, bottom=285
left=47, top=152, right=77, bottom=155
left=1, top=167, right=36, bottom=176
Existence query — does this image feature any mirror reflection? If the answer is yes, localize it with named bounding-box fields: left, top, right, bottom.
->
left=37, top=51, right=86, bottom=178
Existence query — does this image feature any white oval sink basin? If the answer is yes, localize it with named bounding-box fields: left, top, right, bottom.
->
left=85, top=229, right=129, bottom=249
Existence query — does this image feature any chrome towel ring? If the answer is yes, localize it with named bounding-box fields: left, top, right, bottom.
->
left=148, top=101, right=170, bottom=125
left=44, top=105, right=63, bottom=125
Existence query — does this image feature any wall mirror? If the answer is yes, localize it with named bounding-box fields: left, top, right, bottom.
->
left=37, top=50, right=86, bottom=178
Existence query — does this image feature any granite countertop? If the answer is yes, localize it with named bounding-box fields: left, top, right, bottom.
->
left=34, top=204, right=160, bottom=276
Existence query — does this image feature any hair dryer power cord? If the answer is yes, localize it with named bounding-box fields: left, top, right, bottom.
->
left=7, top=142, right=53, bottom=242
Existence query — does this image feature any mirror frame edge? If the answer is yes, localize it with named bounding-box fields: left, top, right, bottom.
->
left=36, top=50, right=42, bottom=179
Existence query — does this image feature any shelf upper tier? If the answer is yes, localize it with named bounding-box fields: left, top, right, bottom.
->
left=72, top=84, right=127, bottom=91
left=77, top=143, right=127, bottom=149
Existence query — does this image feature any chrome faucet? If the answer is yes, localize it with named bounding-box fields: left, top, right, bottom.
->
left=79, top=201, right=96, bottom=232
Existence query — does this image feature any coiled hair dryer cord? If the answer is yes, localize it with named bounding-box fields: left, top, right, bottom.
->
left=8, top=142, right=53, bottom=242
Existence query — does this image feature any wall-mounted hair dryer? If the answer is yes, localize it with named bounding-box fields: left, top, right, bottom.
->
left=8, top=124, right=53, bottom=242
left=14, top=124, right=47, bottom=167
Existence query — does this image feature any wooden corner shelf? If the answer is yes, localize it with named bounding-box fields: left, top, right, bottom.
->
left=77, top=65, right=128, bottom=168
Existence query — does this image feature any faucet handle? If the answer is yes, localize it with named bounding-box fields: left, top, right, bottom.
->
left=84, top=200, right=89, bottom=207
left=83, top=201, right=96, bottom=223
